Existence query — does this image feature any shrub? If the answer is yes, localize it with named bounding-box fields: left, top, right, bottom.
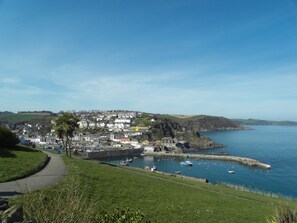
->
left=0, top=125, right=19, bottom=148
left=268, top=206, right=297, bottom=223
left=99, top=208, right=148, bottom=223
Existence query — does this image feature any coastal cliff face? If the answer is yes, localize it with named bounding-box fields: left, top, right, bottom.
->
left=152, top=121, right=183, bottom=138
left=146, top=115, right=235, bottom=149
left=181, top=116, right=242, bottom=132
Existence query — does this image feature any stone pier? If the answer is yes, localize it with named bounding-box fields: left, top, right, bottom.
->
left=144, top=152, right=271, bottom=169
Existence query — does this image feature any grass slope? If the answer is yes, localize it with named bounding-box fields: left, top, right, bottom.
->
left=155, top=114, right=215, bottom=124
left=0, top=113, right=53, bottom=124
left=24, top=157, right=297, bottom=223
left=0, top=146, right=48, bottom=182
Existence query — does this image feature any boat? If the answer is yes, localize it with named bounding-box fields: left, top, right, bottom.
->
left=140, top=153, right=146, bottom=156
left=228, top=170, right=235, bottom=174
left=126, top=158, right=133, bottom=163
left=180, top=160, right=193, bottom=166
left=120, top=161, right=129, bottom=166
left=151, top=166, right=157, bottom=171
left=175, top=171, right=181, bottom=174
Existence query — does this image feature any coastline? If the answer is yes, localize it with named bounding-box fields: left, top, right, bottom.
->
left=144, top=151, right=271, bottom=169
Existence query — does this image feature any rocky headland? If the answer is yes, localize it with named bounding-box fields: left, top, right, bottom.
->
left=137, top=114, right=245, bottom=150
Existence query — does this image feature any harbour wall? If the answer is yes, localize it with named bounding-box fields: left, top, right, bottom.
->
left=86, top=148, right=143, bottom=159
left=144, top=152, right=271, bottom=169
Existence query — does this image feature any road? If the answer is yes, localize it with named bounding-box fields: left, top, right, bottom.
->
left=0, top=151, right=67, bottom=198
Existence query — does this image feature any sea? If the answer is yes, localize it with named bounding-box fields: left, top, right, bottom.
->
left=100, top=126, right=297, bottom=199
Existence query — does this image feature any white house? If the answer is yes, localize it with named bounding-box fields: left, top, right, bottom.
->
left=89, top=122, right=96, bottom=128
left=109, top=133, right=121, bottom=142
left=115, top=123, right=125, bottom=129
left=128, top=132, right=142, bottom=136
left=144, top=146, right=155, bottom=152
left=130, top=140, right=139, bottom=147
left=115, top=118, right=131, bottom=124
left=30, top=136, right=46, bottom=145
left=78, top=120, right=88, bottom=128
left=97, top=122, right=105, bottom=128
left=73, top=134, right=81, bottom=141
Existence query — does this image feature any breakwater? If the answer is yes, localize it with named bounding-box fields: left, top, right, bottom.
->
left=144, top=152, right=271, bottom=169
left=86, top=148, right=143, bottom=159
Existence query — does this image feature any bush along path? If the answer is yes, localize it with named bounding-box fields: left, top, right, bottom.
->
left=0, top=151, right=67, bottom=198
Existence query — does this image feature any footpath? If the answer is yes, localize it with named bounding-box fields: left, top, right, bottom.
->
left=0, top=151, right=67, bottom=198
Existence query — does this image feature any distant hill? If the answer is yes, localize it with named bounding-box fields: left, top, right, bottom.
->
left=233, top=119, right=297, bottom=126
left=0, top=112, right=55, bottom=125
left=154, top=114, right=243, bottom=132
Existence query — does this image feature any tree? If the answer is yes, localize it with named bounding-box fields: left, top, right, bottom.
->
left=53, top=113, right=79, bottom=157
left=0, top=125, right=19, bottom=148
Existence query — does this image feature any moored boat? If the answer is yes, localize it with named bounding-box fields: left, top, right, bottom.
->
left=120, top=160, right=129, bottom=166
left=151, top=166, right=157, bottom=171
left=126, top=158, right=133, bottom=163
left=180, top=160, right=193, bottom=166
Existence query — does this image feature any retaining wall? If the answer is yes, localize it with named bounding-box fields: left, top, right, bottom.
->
left=86, top=148, right=143, bottom=159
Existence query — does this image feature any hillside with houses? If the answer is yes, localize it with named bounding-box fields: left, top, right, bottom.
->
left=0, top=110, right=244, bottom=153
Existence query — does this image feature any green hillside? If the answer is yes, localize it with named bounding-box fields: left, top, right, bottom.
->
left=17, top=156, right=297, bottom=222
left=0, top=112, right=54, bottom=125
left=154, top=114, right=212, bottom=122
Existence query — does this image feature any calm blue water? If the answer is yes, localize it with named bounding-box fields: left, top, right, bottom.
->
left=100, top=126, right=297, bottom=198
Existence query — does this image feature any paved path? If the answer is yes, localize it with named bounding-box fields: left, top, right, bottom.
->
left=0, top=151, right=67, bottom=198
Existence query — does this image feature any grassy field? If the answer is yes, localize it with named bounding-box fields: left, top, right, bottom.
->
left=16, top=156, right=297, bottom=222
left=0, top=113, right=53, bottom=124
left=0, top=146, right=48, bottom=182
left=155, top=114, right=212, bottom=123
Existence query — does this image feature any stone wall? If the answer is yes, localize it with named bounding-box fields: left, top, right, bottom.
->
left=86, top=148, right=143, bottom=159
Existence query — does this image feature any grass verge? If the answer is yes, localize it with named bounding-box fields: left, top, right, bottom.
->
left=0, top=145, right=48, bottom=182
left=13, top=156, right=297, bottom=222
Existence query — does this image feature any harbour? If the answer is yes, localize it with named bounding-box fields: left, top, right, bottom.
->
left=97, top=126, right=297, bottom=199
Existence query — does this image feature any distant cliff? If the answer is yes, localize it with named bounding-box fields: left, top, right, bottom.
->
left=180, top=115, right=243, bottom=132
left=154, top=114, right=243, bottom=132
left=233, top=119, right=297, bottom=126
left=144, top=114, right=242, bottom=149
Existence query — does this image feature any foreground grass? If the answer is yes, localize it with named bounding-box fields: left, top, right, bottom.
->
left=16, top=156, right=297, bottom=222
left=0, top=145, right=48, bottom=182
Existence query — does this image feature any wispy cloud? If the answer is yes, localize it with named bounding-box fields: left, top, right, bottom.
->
left=0, top=77, right=22, bottom=85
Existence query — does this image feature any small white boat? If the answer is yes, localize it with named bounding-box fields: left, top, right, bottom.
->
left=228, top=170, right=235, bottom=174
left=120, top=161, right=129, bottom=166
left=151, top=166, right=157, bottom=171
left=180, top=160, right=193, bottom=166
left=126, top=158, right=133, bottom=163
left=175, top=171, right=181, bottom=174
left=140, top=153, right=146, bottom=156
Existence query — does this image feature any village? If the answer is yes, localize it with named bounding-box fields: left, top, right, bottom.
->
left=14, top=110, right=187, bottom=155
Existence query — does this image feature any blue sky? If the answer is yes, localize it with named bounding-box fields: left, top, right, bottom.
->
left=0, top=0, right=297, bottom=120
